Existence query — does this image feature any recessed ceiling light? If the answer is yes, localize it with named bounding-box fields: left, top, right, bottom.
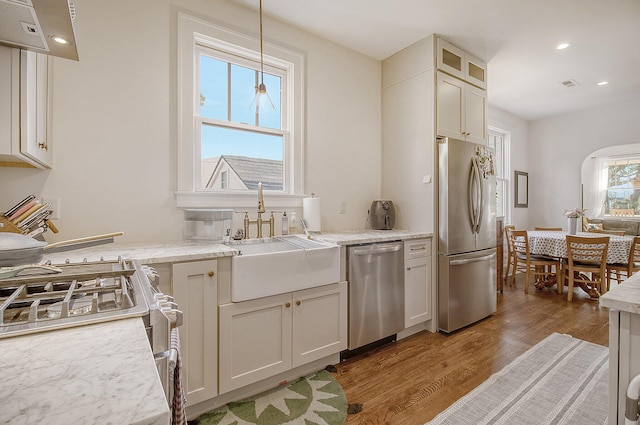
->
left=597, top=81, right=609, bottom=86
left=556, top=43, right=570, bottom=50
left=51, top=36, right=71, bottom=45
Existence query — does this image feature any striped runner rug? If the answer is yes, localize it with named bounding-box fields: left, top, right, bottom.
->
left=426, top=333, right=609, bottom=425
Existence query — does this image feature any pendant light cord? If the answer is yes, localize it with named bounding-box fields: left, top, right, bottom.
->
left=259, top=0, right=265, bottom=86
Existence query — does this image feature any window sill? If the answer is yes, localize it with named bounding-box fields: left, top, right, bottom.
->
left=175, top=191, right=305, bottom=210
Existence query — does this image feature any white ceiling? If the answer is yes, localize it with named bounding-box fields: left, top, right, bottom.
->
left=230, top=0, right=640, bottom=121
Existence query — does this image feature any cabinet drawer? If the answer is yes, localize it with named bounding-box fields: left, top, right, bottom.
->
left=404, top=238, right=431, bottom=259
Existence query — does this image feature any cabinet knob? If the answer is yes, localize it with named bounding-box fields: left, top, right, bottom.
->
left=296, top=300, right=301, bottom=306
left=208, top=271, right=215, bottom=277
left=285, top=302, right=291, bottom=308
left=407, top=267, right=411, bottom=271
left=38, top=141, right=48, bottom=151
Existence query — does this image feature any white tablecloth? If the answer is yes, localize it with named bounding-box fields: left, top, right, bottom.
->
left=527, top=231, right=633, bottom=264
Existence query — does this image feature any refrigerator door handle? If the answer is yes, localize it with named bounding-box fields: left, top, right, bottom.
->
left=450, top=253, right=497, bottom=265
left=468, top=157, right=482, bottom=234
left=475, top=157, right=484, bottom=234
left=468, top=159, right=478, bottom=233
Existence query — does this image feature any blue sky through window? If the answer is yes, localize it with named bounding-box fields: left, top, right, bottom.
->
left=199, top=55, right=282, bottom=161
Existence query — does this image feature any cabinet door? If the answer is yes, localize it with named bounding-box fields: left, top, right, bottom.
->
left=405, top=256, right=432, bottom=327
left=436, top=38, right=465, bottom=80
left=465, top=53, right=487, bottom=90
left=436, top=72, right=464, bottom=139
left=219, top=293, right=292, bottom=394
left=292, top=282, right=347, bottom=368
left=172, top=260, right=218, bottom=406
left=464, top=84, right=487, bottom=143
left=20, top=51, right=52, bottom=168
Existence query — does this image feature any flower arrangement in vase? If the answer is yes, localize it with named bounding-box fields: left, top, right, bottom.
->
left=563, top=208, right=586, bottom=234
left=563, top=208, right=587, bottom=218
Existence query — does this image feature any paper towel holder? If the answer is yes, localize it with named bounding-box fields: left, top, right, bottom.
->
left=303, top=193, right=322, bottom=233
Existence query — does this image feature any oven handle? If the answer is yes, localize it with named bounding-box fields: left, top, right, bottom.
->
left=154, top=349, right=178, bottom=380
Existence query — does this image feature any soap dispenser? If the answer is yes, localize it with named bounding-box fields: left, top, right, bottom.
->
left=289, top=212, right=298, bottom=234
left=281, top=211, right=289, bottom=235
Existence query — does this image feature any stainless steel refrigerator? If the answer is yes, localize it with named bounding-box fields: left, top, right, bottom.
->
left=437, top=136, right=497, bottom=333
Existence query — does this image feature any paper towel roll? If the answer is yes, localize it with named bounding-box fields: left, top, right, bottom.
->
left=303, top=197, right=321, bottom=232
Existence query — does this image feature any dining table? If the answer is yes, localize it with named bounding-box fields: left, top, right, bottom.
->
left=524, top=230, right=634, bottom=298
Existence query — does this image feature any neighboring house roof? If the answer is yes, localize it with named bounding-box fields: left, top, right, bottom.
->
left=202, top=157, right=219, bottom=186
left=205, top=155, right=283, bottom=190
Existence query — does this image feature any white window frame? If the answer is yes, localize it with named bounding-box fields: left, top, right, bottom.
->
left=176, top=12, right=305, bottom=209
left=602, top=156, right=640, bottom=218
left=488, top=126, right=511, bottom=223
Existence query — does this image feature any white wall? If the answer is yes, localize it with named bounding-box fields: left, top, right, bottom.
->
left=0, top=0, right=381, bottom=242
left=528, top=99, right=640, bottom=230
left=488, top=105, right=529, bottom=229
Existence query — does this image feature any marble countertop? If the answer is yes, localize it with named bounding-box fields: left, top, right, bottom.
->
left=0, top=318, right=170, bottom=425
left=44, top=240, right=236, bottom=264
left=600, top=272, right=640, bottom=314
left=43, top=230, right=432, bottom=264
left=313, top=229, right=432, bottom=245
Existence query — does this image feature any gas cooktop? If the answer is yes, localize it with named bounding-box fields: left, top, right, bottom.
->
left=0, top=258, right=150, bottom=338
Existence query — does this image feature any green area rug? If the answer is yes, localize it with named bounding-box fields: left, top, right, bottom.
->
left=195, top=369, right=348, bottom=425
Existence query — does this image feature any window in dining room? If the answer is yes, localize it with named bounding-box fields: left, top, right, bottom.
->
left=488, top=128, right=510, bottom=220
left=603, top=158, right=640, bottom=217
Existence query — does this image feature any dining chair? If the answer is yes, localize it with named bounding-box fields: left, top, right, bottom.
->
left=504, top=225, right=516, bottom=286
left=606, top=236, right=640, bottom=289
left=510, top=230, right=561, bottom=294
left=562, top=235, right=609, bottom=301
left=588, top=229, right=626, bottom=236
left=534, top=227, right=563, bottom=231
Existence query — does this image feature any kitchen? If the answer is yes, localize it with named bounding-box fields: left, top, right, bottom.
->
left=1, top=0, right=640, bottom=424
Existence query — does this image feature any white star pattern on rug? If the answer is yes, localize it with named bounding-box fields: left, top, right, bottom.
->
left=194, top=370, right=347, bottom=425
left=290, top=377, right=341, bottom=424
left=254, top=386, right=308, bottom=416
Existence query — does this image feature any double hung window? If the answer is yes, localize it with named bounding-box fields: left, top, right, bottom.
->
left=487, top=128, right=509, bottom=219
left=176, top=13, right=304, bottom=208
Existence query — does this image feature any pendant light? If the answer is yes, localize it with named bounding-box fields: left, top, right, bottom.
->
left=250, top=0, right=275, bottom=112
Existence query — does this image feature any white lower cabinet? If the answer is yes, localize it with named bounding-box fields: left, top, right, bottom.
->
left=172, top=260, right=218, bottom=406
left=219, top=282, right=347, bottom=394
left=404, top=239, right=432, bottom=327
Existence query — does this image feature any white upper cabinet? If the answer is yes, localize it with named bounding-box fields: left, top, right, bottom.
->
left=20, top=50, right=52, bottom=168
left=437, top=71, right=487, bottom=144
left=436, top=37, right=487, bottom=89
left=0, top=46, right=52, bottom=168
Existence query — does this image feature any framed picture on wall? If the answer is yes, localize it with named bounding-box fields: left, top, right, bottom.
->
left=515, top=171, right=528, bottom=208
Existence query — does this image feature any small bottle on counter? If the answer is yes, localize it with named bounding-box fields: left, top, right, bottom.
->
left=281, top=212, right=289, bottom=235
left=289, top=212, right=298, bottom=234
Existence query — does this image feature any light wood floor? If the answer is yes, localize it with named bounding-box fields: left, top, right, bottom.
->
left=334, top=273, right=610, bottom=425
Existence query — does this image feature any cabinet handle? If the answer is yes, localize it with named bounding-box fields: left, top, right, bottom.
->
left=38, top=141, right=48, bottom=151
left=296, top=300, right=301, bottom=306
left=285, top=302, right=291, bottom=308
left=208, top=271, right=215, bottom=277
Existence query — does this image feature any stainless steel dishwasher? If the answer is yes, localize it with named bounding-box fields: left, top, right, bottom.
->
left=347, top=241, right=404, bottom=351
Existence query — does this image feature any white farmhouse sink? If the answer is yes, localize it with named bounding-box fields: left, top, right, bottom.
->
left=227, top=236, right=340, bottom=302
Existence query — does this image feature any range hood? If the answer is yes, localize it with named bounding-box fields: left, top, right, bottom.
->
left=0, top=0, right=78, bottom=61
